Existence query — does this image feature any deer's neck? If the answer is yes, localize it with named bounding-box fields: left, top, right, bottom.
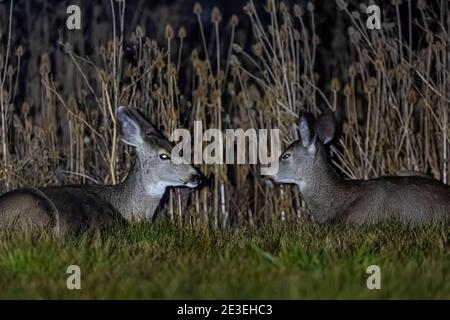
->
left=297, top=148, right=351, bottom=223
left=96, top=159, right=166, bottom=221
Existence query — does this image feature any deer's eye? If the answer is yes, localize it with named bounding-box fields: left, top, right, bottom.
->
left=160, top=154, right=170, bottom=160
left=282, top=153, right=291, bottom=159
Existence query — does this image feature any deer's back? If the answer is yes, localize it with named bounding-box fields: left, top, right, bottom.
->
left=343, top=176, right=450, bottom=224
left=0, top=187, right=59, bottom=233
left=0, top=185, right=127, bottom=235
left=39, top=186, right=127, bottom=235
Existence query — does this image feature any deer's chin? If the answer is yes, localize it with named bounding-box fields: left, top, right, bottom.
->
left=171, top=179, right=198, bottom=189
left=185, top=182, right=197, bottom=188
left=271, top=176, right=298, bottom=185
left=182, top=181, right=200, bottom=188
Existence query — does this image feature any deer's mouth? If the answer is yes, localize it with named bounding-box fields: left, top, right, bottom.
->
left=179, top=173, right=203, bottom=188
left=269, top=175, right=298, bottom=186
left=184, top=182, right=198, bottom=188
left=268, top=177, right=283, bottom=185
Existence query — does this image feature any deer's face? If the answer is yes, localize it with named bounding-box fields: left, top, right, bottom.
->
left=270, top=110, right=336, bottom=191
left=271, top=140, right=317, bottom=189
left=117, top=106, right=202, bottom=197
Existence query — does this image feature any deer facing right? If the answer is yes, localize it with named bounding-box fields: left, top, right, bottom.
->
left=270, top=110, right=450, bottom=224
left=0, top=106, right=203, bottom=235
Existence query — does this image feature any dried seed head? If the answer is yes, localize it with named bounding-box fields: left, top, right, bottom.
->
left=253, top=24, right=262, bottom=38
left=230, top=66, right=239, bottom=77
left=434, top=40, right=445, bottom=51
left=229, top=54, right=241, bottom=67
left=178, top=27, right=187, bottom=39
left=62, top=42, right=72, bottom=53
left=193, top=2, right=202, bottom=15
left=331, top=78, right=340, bottom=91
left=375, top=59, right=383, bottom=69
left=364, top=77, right=377, bottom=93
left=336, top=0, right=347, bottom=10
left=212, top=89, right=221, bottom=102
left=168, top=63, right=177, bottom=77
left=307, top=2, right=314, bottom=12
left=191, top=49, right=199, bottom=62
left=252, top=43, right=263, bottom=57
left=21, top=102, right=30, bottom=115
left=349, top=64, right=357, bottom=77
left=348, top=27, right=361, bottom=43
left=265, top=0, right=275, bottom=13
left=279, top=2, right=287, bottom=14
left=227, top=82, right=235, bottom=95
left=39, top=54, right=51, bottom=75
left=351, top=11, right=360, bottom=19
left=232, top=43, right=242, bottom=53
left=407, top=90, right=417, bottom=104
left=284, top=14, right=293, bottom=27
left=343, top=84, right=352, bottom=97
left=416, top=0, right=426, bottom=10
left=16, top=45, right=24, bottom=57
left=391, top=0, right=402, bottom=5
left=165, top=24, right=173, bottom=39
left=212, top=7, right=222, bottom=24
left=230, top=14, right=239, bottom=27
left=293, top=4, right=303, bottom=17
left=217, top=70, right=225, bottom=83
left=136, top=25, right=144, bottom=38
left=99, top=69, right=110, bottom=83
left=155, top=58, right=165, bottom=69
left=243, top=2, right=254, bottom=16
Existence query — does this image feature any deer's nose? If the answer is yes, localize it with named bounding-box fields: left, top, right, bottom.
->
left=189, top=174, right=202, bottom=186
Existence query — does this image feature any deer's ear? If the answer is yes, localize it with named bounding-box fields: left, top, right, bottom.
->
left=126, top=107, right=158, bottom=137
left=315, top=110, right=336, bottom=145
left=297, top=112, right=314, bottom=147
left=117, top=106, right=144, bottom=147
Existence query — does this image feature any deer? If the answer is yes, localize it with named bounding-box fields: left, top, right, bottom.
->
left=0, top=106, right=203, bottom=235
left=270, top=109, right=450, bottom=224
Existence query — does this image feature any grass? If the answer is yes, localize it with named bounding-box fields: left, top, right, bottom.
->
left=0, top=221, right=448, bottom=299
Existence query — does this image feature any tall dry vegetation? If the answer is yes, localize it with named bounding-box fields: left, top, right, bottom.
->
left=0, top=0, right=449, bottom=227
